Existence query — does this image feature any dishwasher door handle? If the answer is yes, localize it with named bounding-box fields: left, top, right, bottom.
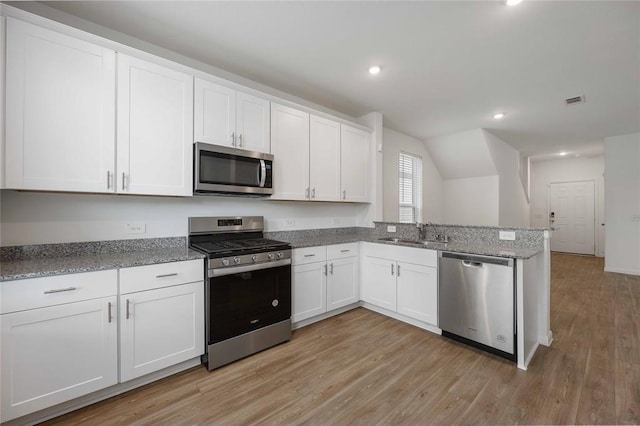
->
left=462, top=261, right=483, bottom=268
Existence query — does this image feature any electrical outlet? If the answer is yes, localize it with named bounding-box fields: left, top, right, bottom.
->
left=633, top=215, right=640, bottom=222
left=499, top=231, right=516, bottom=241
left=332, top=218, right=340, bottom=226
left=284, top=218, right=295, bottom=228
left=125, top=222, right=146, bottom=234
left=387, top=225, right=397, bottom=233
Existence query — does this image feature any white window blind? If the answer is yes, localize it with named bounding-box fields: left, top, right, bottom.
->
left=399, top=152, right=423, bottom=223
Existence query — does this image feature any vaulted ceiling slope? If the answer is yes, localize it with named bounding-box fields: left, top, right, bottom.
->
left=21, top=1, right=640, bottom=158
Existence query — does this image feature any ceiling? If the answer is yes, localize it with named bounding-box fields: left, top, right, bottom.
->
left=31, top=1, right=640, bottom=159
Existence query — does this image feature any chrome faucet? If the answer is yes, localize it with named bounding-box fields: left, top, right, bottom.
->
left=417, top=222, right=450, bottom=243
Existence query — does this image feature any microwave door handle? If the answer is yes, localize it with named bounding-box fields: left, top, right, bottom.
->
left=259, top=159, right=267, bottom=187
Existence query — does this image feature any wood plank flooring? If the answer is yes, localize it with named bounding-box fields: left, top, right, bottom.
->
left=46, top=253, right=640, bottom=425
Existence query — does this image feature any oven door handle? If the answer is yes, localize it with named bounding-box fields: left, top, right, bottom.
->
left=209, top=258, right=291, bottom=278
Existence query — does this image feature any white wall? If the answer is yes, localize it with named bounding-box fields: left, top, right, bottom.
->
left=484, top=130, right=530, bottom=227
left=604, top=133, right=640, bottom=275
left=425, top=129, right=496, bottom=179
left=0, top=190, right=370, bottom=246
left=529, top=155, right=605, bottom=257
left=382, top=127, right=443, bottom=223
left=442, top=176, right=499, bottom=226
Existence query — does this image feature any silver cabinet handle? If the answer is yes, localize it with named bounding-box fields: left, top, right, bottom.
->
left=156, top=272, right=178, bottom=278
left=305, top=188, right=310, bottom=199
left=391, top=264, right=394, bottom=276
left=107, top=171, right=112, bottom=189
left=238, top=133, right=243, bottom=147
left=44, top=287, right=76, bottom=294
left=323, top=264, right=328, bottom=276
left=343, top=190, right=346, bottom=200
left=108, top=302, right=112, bottom=323
left=340, top=249, right=350, bottom=253
left=121, top=172, right=126, bottom=191
left=304, top=254, right=316, bottom=257
left=231, top=132, right=236, bottom=147
left=311, top=188, right=315, bottom=199
left=397, top=264, right=401, bottom=277
left=329, top=263, right=334, bottom=275
left=126, top=299, right=130, bottom=320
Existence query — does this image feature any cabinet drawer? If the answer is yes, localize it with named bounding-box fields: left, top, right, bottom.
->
left=327, top=243, right=358, bottom=260
left=292, top=246, right=327, bottom=265
left=120, top=259, right=204, bottom=294
left=0, top=270, right=118, bottom=314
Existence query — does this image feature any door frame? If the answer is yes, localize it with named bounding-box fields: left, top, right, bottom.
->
left=546, top=179, right=598, bottom=256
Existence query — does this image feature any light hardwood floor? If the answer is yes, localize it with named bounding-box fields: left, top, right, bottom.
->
left=47, top=253, right=640, bottom=425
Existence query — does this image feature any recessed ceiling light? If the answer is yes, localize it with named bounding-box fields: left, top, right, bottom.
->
left=368, top=65, right=381, bottom=75
left=506, top=0, right=523, bottom=6
left=493, top=112, right=505, bottom=119
left=559, top=152, right=567, bottom=156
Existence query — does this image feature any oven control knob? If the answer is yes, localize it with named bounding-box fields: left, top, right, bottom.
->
left=268, top=253, right=274, bottom=260
left=222, top=259, right=229, bottom=266
left=234, top=257, right=241, bottom=264
left=251, top=255, right=257, bottom=262
left=277, top=252, right=283, bottom=259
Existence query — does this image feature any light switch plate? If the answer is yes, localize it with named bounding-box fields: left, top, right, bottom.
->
left=499, top=231, right=516, bottom=241
left=387, top=225, right=397, bottom=233
left=284, top=218, right=295, bottom=228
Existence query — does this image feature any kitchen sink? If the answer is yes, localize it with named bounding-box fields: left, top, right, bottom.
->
left=377, top=237, right=436, bottom=246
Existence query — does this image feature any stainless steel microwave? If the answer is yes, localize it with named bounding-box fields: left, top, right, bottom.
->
left=194, top=143, right=274, bottom=196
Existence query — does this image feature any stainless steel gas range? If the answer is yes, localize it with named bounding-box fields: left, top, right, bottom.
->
left=188, top=216, right=292, bottom=370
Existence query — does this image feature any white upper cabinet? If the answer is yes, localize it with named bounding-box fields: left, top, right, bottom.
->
left=194, top=78, right=270, bottom=153
left=309, top=115, right=341, bottom=201
left=270, top=103, right=310, bottom=200
left=4, top=17, right=116, bottom=192
left=117, top=54, right=193, bottom=196
left=340, top=124, right=370, bottom=202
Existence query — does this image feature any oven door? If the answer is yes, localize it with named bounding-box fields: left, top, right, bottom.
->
left=194, top=142, right=273, bottom=195
left=208, top=260, right=291, bottom=344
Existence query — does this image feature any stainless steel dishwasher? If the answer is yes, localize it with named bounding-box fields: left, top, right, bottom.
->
left=438, top=251, right=516, bottom=361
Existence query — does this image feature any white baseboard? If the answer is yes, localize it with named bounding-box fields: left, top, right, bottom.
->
left=292, top=303, right=360, bottom=330
left=604, top=266, right=640, bottom=276
left=361, top=302, right=442, bottom=335
left=539, top=330, right=553, bottom=346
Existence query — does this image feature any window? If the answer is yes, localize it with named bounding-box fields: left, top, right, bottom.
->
left=399, top=152, right=423, bottom=223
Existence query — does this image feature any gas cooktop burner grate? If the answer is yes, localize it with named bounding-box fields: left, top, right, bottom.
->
left=191, top=238, right=290, bottom=256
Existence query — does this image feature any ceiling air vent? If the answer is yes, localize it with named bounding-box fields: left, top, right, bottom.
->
left=565, top=95, right=585, bottom=105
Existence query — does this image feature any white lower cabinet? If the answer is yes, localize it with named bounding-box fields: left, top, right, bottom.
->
left=361, top=243, right=438, bottom=326
left=292, top=243, right=359, bottom=323
left=0, top=271, right=119, bottom=422
left=119, top=260, right=205, bottom=382
left=292, top=261, right=327, bottom=322
left=0, top=260, right=205, bottom=423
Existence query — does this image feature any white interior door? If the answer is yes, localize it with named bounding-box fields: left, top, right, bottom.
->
left=549, top=181, right=595, bottom=255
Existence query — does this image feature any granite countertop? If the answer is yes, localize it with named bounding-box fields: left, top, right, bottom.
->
left=274, top=233, right=542, bottom=259
left=1, top=244, right=205, bottom=282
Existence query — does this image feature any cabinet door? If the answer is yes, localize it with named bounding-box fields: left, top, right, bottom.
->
left=120, top=282, right=204, bottom=382
left=327, top=256, right=359, bottom=311
left=292, top=262, right=327, bottom=322
left=340, top=125, right=370, bottom=202
left=361, top=256, right=396, bottom=311
left=270, top=103, right=310, bottom=200
left=0, top=297, right=118, bottom=422
left=117, top=54, right=193, bottom=196
left=194, top=78, right=235, bottom=148
left=5, top=18, right=116, bottom=193
left=397, top=262, right=438, bottom=325
left=309, top=115, right=341, bottom=201
left=236, top=91, right=270, bottom=153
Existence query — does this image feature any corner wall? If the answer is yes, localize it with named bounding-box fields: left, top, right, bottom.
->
left=604, top=133, right=640, bottom=275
